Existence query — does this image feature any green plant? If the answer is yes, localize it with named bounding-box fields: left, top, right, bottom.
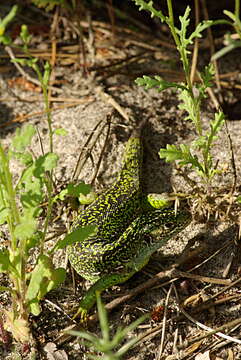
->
left=0, top=11, right=95, bottom=343
left=132, top=0, right=227, bottom=211
left=69, top=292, right=148, bottom=360
left=0, top=5, right=18, bottom=45
left=212, top=0, right=241, bottom=60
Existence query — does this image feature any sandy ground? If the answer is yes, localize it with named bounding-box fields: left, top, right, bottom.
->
left=1, top=11, right=241, bottom=359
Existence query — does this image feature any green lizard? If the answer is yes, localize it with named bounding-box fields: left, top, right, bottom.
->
left=67, top=125, right=191, bottom=318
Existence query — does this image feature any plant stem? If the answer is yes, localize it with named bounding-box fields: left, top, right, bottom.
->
left=235, top=0, right=240, bottom=20
left=166, top=0, right=202, bottom=135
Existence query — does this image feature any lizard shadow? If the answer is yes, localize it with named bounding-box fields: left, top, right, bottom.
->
left=112, top=104, right=190, bottom=195
left=122, top=223, right=238, bottom=292
left=0, top=102, right=15, bottom=138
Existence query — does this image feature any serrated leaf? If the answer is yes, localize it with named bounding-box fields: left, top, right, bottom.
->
left=51, top=225, right=96, bottom=253
left=199, top=63, right=215, bottom=89
left=135, top=75, right=186, bottom=92
left=178, top=89, right=197, bottom=124
left=12, top=125, right=36, bottom=151
left=159, top=144, right=184, bottom=162
left=192, top=136, right=207, bottom=150
left=177, top=6, right=191, bottom=47
left=188, top=20, right=213, bottom=44
left=210, top=111, right=225, bottom=134
left=159, top=144, right=203, bottom=171
left=132, top=0, right=166, bottom=22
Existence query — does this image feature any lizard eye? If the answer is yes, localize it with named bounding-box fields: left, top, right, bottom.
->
left=163, top=222, right=173, bottom=230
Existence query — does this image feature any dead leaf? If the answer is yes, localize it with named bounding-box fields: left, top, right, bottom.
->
left=44, top=342, right=68, bottom=360
left=4, top=310, right=29, bottom=343
left=7, top=77, right=41, bottom=93
left=228, top=348, right=234, bottom=360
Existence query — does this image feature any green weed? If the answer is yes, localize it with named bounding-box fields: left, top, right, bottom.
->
left=212, top=0, right=241, bottom=60
left=0, top=7, right=95, bottom=344
left=132, top=0, right=231, bottom=216
left=69, top=292, right=148, bottom=360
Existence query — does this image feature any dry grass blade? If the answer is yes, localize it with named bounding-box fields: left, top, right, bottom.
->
left=72, top=116, right=110, bottom=181
left=156, top=284, right=174, bottom=359
left=178, top=306, right=241, bottom=346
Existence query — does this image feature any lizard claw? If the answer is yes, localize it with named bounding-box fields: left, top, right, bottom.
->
left=71, top=305, right=88, bottom=323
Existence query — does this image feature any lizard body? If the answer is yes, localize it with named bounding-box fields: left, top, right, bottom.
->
left=67, top=127, right=191, bottom=317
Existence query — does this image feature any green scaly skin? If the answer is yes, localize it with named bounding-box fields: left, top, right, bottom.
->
left=67, top=129, right=191, bottom=318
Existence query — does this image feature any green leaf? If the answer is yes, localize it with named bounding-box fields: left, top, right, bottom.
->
left=0, top=207, right=9, bottom=225
left=0, top=249, right=12, bottom=272
left=159, top=144, right=203, bottom=171
left=28, top=301, right=41, bottom=316
left=26, top=255, right=66, bottom=315
left=132, top=0, right=166, bottom=22
left=51, top=225, right=96, bottom=253
left=236, top=195, right=241, bottom=204
left=0, top=34, right=12, bottom=45
left=14, top=216, right=37, bottom=241
left=12, top=151, right=33, bottom=166
left=0, top=250, right=20, bottom=278
left=188, top=20, right=213, bottom=43
left=12, top=125, right=36, bottom=151
left=224, top=10, right=239, bottom=23
left=178, top=88, right=197, bottom=124
left=39, top=267, right=66, bottom=298
left=96, top=292, right=109, bottom=342
left=26, top=231, right=41, bottom=253
left=78, top=191, right=96, bottom=205
left=53, top=182, right=92, bottom=202
left=11, top=57, right=38, bottom=68
left=210, top=111, right=225, bottom=137
left=26, top=256, right=46, bottom=302
left=54, top=128, right=68, bottom=136
left=135, top=75, right=186, bottom=92
left=0, top=286, right=14, bottom=293
left=177, top=6, right=191, bottom=48
left=34, top=152, right=59, bottom=177
left=31, top=0, right=68, bottom=11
